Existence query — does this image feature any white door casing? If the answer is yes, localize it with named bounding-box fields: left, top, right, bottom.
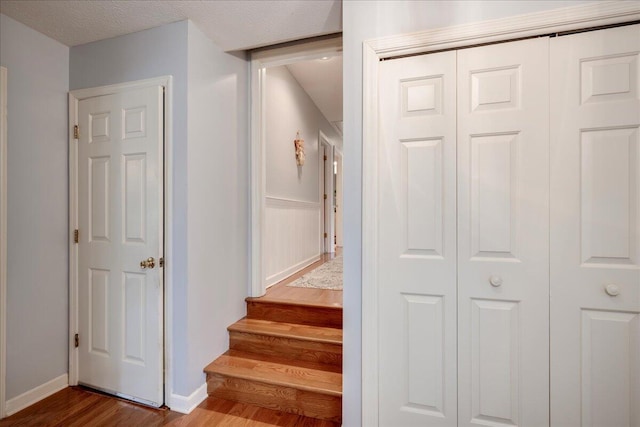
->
left=550, top=23, right=640, bottom=427
left=335, top=151, right=343, bottom=247
left=457, top=37, right=550, bottom=427
left=335, top=152, right=343, bottom=247
left=321, top=134, right=335, bottom=253
left=378, top=51, right=458, bottom=426
left=76, top=85, right=164, bottom=406
left=0, top=66, right=7, bottom=419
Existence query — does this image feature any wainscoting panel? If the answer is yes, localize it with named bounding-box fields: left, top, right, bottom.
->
left=265, top=197, right=321, bottom=287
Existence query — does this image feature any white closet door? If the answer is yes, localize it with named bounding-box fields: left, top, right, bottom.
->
left=378, top=51, right=458, bottom=426
left=457, top=38, right=550, bottom=427
left=550, top=24, right=640, bottom=427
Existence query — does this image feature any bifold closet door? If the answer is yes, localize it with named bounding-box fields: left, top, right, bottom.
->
left=550, top=24, right=640, bottom=427
left=378, top=51, right=458, bottom=426
left=457, top=38, right=550, bottom=427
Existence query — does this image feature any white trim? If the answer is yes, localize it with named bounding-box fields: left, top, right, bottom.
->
left=252, top=37, right=343, bottom=66
left=163, top=78, right=175, bottom=409
left=167, top=382, right=207, bottom=414
left=250, top=62, right=266, bottom=298
left=0, top=66, right=7, bottom=419
left=68, top=90, right=78, bottom=386
left=263, top=196, right=321, bottom=286
left=250, top=37, right=342, bottom=298
left=360, top=1, right=640, bottom=422
left=266, top=253, right=321, bottom=288
left=5, top=374, right=68, bottom=416
left=367, top=1, right=640, bottom=59
left=68, top=76, right=173, bottom=408
left=361, top=42, right=380, bottom=427
left=319, top=130, right=335, bottom=254
left=265, top=196, right=321, bottom=208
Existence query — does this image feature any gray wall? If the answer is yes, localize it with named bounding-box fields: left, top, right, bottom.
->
left=265, top=65, right=340, bottom=202
left=342, top=1, right=591, bottom=425
left=69, top=20, right=192, bottom=396
left=0, top=14, right=69, bottom=400
left=69, top=19, right=251, bottom=399
left=185, top=21, right=250, bottom=395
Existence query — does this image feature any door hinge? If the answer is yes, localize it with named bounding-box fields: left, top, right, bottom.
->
left=73, top=125, right=79, bottom=139
left=324, top=232, right=328, bottom=238
left=74, top=333, right=79, bottom=348
left=324, top=155, right=327, bottom=161
left=74, top=229, right=79, bottom=244
left=324, top=194, right=327, bottom=200
left=159, top=257, right=164, bottom=267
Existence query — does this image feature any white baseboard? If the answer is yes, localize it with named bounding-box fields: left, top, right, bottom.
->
left=167, top=382, right=207, bottom=414
left=5, top=373, right=68, bottom=416
left=266, top=253, right=320, bottom=287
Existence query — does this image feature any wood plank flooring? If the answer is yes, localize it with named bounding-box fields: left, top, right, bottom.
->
left=204, top=250, right=343, bottom=422
left=1, top=250, right=344, bottom=426
left=259, top=250, right=342, bottom=308
left=0, top=386, right=340, bottom=426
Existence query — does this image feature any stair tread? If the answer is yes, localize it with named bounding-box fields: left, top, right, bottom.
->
left=204, top=353, right=342, bottom=397
left=229, top=318, right=342, bottom=344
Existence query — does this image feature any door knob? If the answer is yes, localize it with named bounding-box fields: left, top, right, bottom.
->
left=489, top=275, right=503, bottom=287
left=140, top=257, right=155, bottom=269
left=604, top=284, right=620, bottom=297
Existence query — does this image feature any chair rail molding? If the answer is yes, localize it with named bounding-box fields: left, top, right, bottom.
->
left=360, top=2, right=640, bottom=425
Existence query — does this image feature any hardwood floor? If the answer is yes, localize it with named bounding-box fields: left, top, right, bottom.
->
left=204, top=251, right=343, bottom=423
left=259, top=250, right=342, bottom=308
left=0, top=387, right=339, bottom=426
left=1, top=251, right=344, bottom=427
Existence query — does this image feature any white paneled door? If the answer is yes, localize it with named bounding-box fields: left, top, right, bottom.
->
left=457, top=38, right=550, bottom=427
left=550, top=24, right=640, bottom=427
left=77, top=85, right=163, bottom=407
left=378, top=51, right=458, bottom=426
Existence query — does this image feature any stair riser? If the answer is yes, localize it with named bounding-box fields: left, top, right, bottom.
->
left=229, top=331, right=342, bottom=366
left=207, top=375, right=341, bottom=423
left=246, top=301, right=342, bottom=328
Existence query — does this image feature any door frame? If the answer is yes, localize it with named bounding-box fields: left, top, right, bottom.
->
left=68, top=76, right=173, bottom=404
left=361, top=2, right=640, bottom=424
left=319, top=130, right=335, bottom=254
left=0, top=66, right=7, bottom=419
left=250, top=36, right=342, bottom=297
left=334, top=147, right=343, bottom=248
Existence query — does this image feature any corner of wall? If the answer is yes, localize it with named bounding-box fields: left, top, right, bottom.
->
left=167, top=382, right=207, bottom=414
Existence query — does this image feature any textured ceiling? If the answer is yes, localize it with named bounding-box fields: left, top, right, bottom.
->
left=287, top=55, right=342, bottom=125
left=0, top=0, right=342, bottom=51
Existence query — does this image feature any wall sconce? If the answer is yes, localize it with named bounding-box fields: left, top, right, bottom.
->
left=294, top=131, right=305, bottom=166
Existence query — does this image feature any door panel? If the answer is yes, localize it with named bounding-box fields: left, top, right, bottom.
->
left=470, top=299, right=520, bottom=424
left=457, top=37, right=550, bottom=427
left=550, top=24, right=640, bottom=427
left=77, top=85, right=163, bottom=407
left=378, top=51, right=457, bottom=426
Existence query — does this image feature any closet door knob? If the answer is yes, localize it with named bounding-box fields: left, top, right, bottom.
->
left=604, top=284, right=620, bottom=297
left=489, top=275, right=503, bottom=287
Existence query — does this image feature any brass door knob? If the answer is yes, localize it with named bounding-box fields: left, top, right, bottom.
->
left=140, top=257, right=155, bottom=269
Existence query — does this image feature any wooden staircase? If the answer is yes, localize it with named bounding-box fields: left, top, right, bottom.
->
left=204, top=294, right=343, bottom=424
